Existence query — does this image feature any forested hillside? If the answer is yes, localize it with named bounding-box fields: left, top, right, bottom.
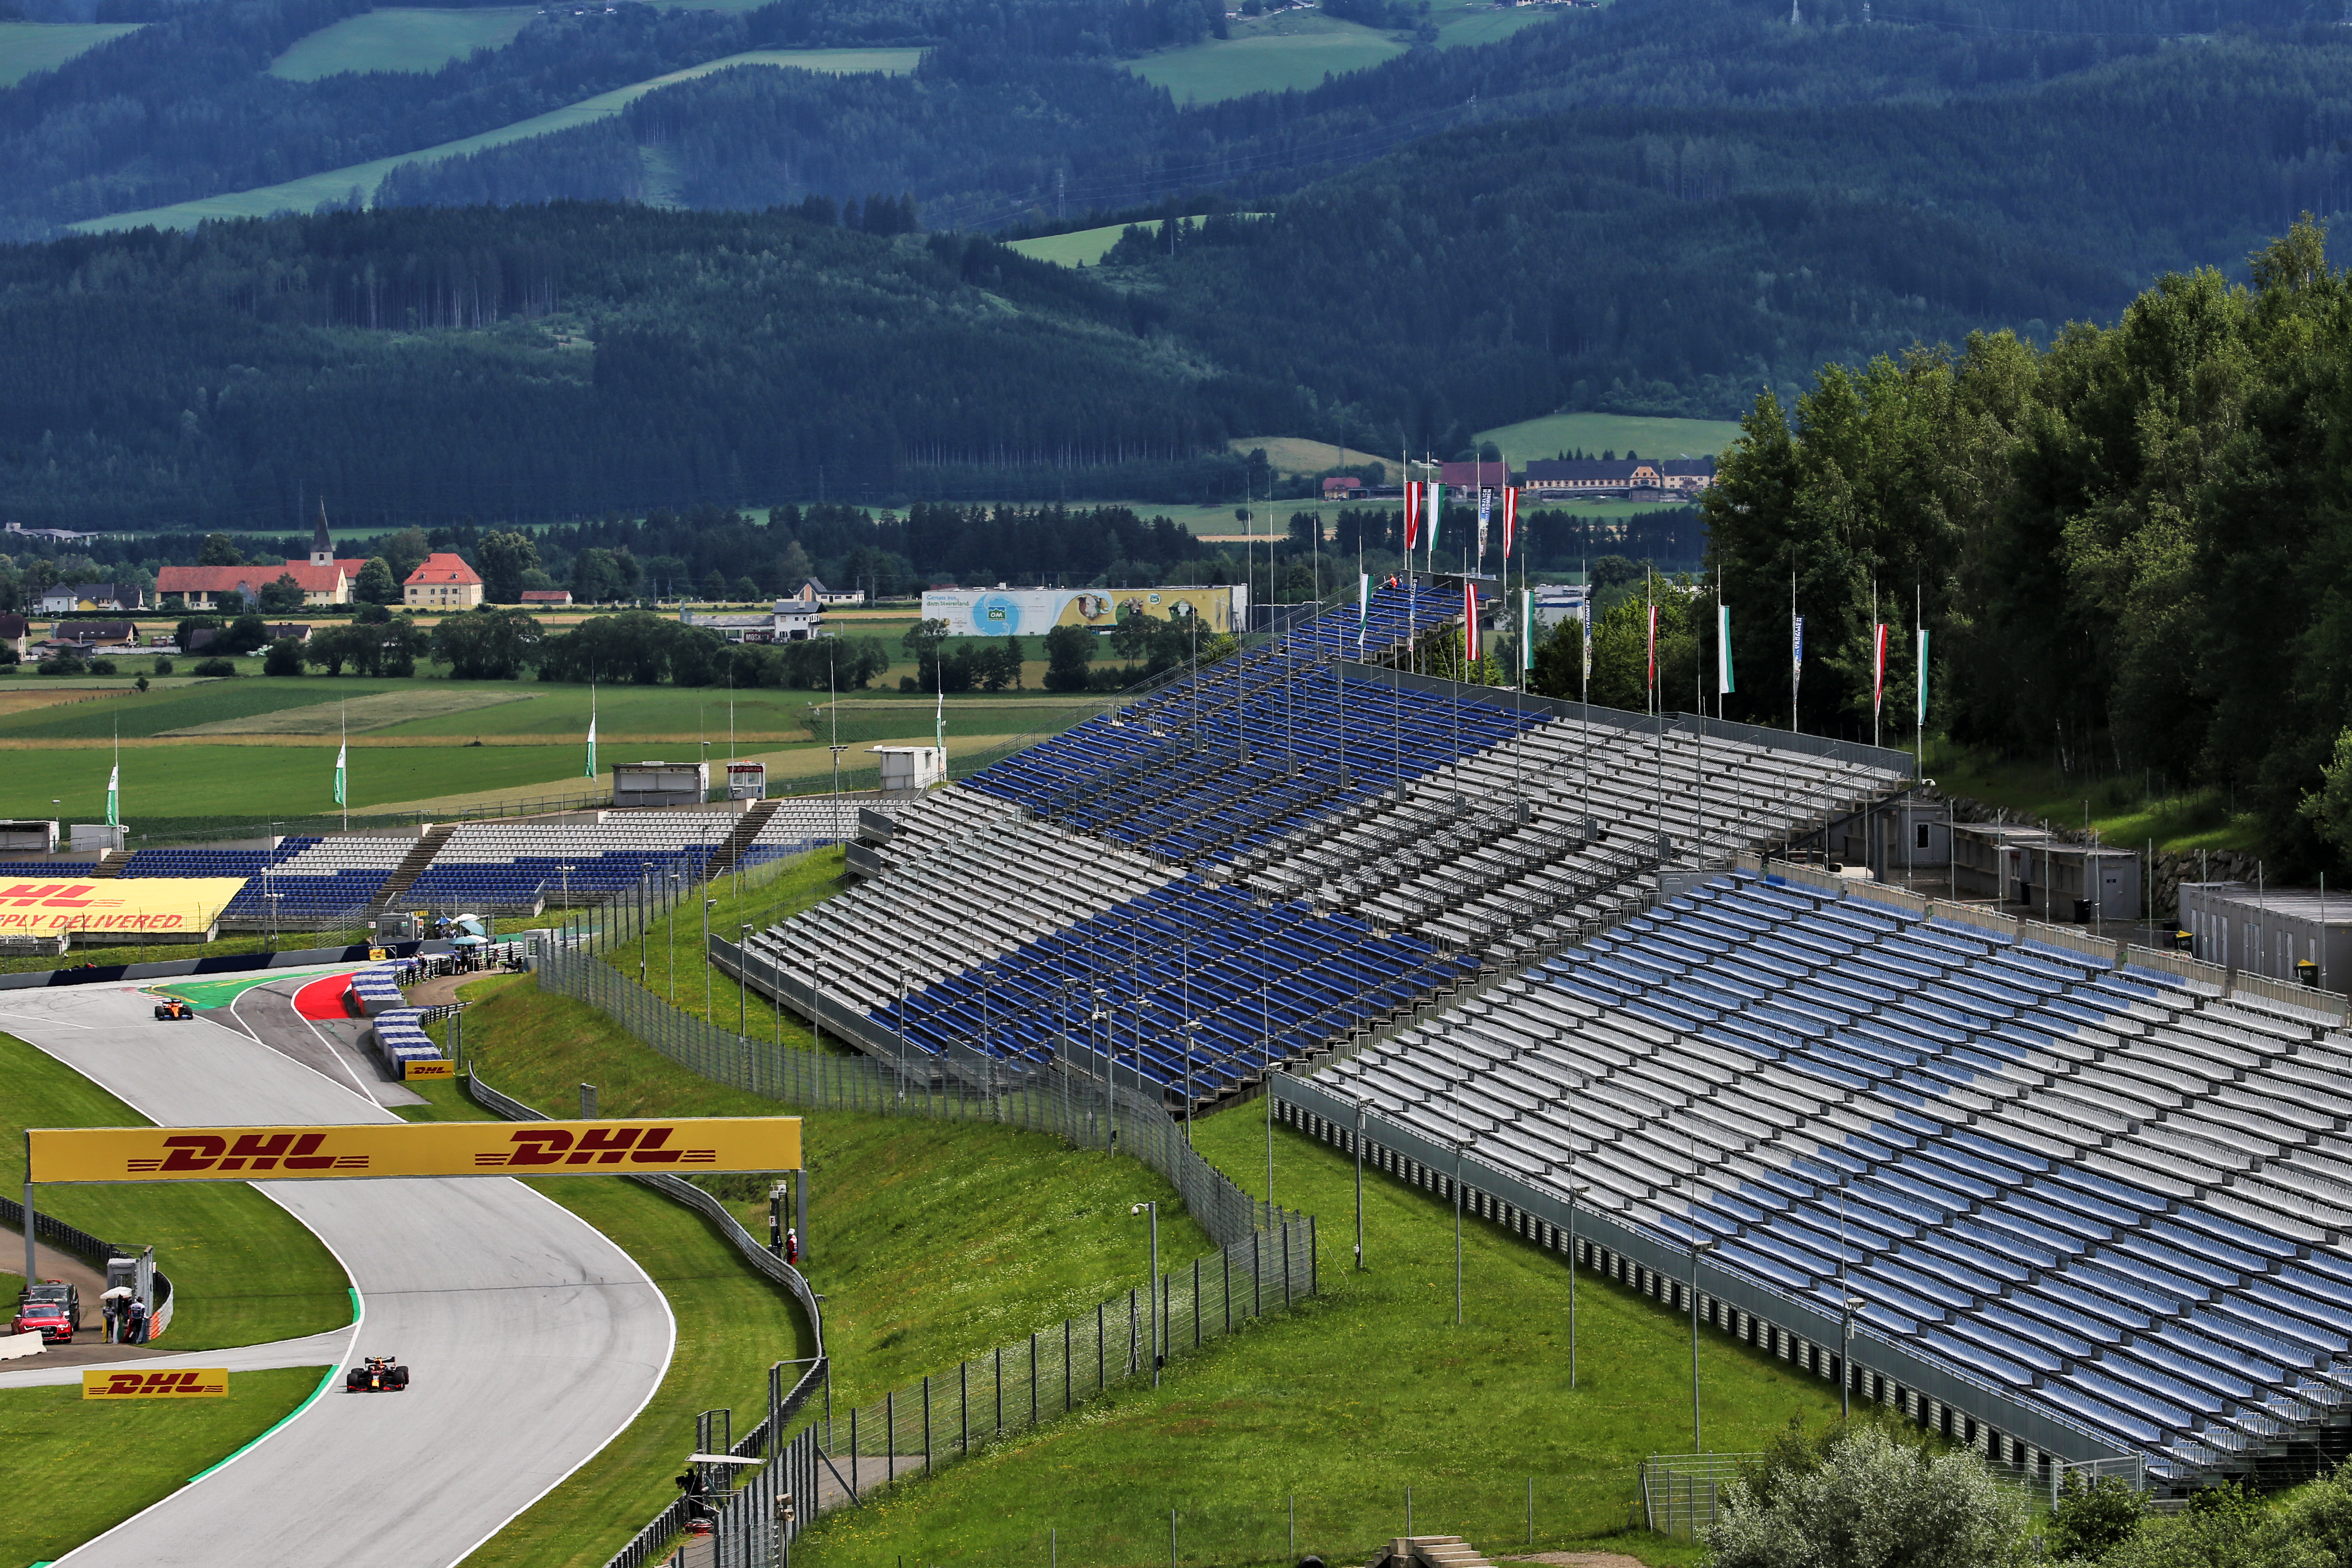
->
left=1697, top=219, right=2352, bottom=878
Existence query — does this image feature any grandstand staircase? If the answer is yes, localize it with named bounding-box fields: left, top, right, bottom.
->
left=84, top=850, right=131, bottom=878
left=707, top=801, right=780, bottom=879
left=370, top=825, right=454, bottom=913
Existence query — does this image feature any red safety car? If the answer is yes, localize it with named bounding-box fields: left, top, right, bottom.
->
left=14, top=1281, right=80, bottom=1344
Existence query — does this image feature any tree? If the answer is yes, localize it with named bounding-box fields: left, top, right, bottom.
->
left=1710, top=1422, right=2028, bottom=1568
left=175, top=614, right=221, bottom=651
left=2046, top=1472, right=2148, bottom=1562
left=1043, top=622, right=1094, bottom=691
left=901, top=617, right=950, bottom=688
left=382, top=529, right=431, bottom=588
left=199, top=533, right=242, bottom=566
left=258, top=573, right=306, bottom=614
left=379, top=617, right=428, bottom=677
left=353, top=557, right=400, bottom=606
left=353, top=598, right=390, bottom=625
left=220, top=612, right=270, bottom=655
left=701, top=568, right=729, bottom=602
left=476, top=530, right=540, bottom=603
left=431, top=607, right=541, bottom=680
left=1527, top=615, right=1587, bottom=703
left=262, top=636, right=305, bottom=676
left=214, top=591, right=247, bottom=618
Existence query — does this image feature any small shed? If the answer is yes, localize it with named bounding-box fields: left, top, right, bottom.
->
left=874, top=745, right=945, bottom=792
left=2179, top=882, right=2352, bottom=989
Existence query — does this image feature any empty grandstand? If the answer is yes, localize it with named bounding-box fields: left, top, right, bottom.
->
left=1275, top=863, right=2352, bottom=1489
left=734, top=585, right=1910, bottom=1117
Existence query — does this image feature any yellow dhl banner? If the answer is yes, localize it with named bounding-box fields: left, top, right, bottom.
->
left=85, top=1368, right=229, bottom=1399
left=30, top=1117, right=801, bottom=1184
left=0, top=877, right=246, bottom=936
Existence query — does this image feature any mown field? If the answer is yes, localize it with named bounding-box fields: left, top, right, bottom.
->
left=1477, top=411, right=1747, bottom=462
left=268, top=6, right=537, bottom=80
left=0, top=19, right=139, bottom=88
left=0, top=674, right=1090, bottom=829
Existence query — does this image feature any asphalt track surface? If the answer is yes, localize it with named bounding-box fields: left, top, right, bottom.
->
left=2, top=977, right=675, bottom=1568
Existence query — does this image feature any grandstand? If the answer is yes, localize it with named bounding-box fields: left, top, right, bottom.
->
left=1277, top=864, right=2352, bottom=1489
left=735, top=584, right=1909, bottom=1112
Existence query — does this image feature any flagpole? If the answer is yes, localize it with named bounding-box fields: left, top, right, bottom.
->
left=339, top=702, right=348, bottom=832
left=1790, top=567, right=1798, bottom=734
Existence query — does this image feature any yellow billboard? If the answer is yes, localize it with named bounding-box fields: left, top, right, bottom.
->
left=84, top=1368, right=229, bottom=1399
left=0, top=877, right=245, bottom=937
left=29, top=1118, right=802, bottom=1184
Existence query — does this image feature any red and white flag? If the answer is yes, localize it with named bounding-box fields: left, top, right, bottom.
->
left=1501, top=486, right=1517, bottom=559
left=1403, top=481, right=1422, bottom=552
left=1872, top=622, right=1889, bottom=718
left=1647, top=602, right=1659, bottom=691
left=1464, top=581, right=1480, bottom=662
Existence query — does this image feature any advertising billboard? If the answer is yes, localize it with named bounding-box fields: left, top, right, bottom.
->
left=0, top=877, right=246, bottom=939
left=84, top=1369, right=228, bottom=1400
left=921, top=586, right=1243, bottom=637
left=29, top=1117, right=804, bottom=1184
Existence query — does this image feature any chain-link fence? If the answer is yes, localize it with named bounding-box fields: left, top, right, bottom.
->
left=824, top=1215, right=1316, bottom=1505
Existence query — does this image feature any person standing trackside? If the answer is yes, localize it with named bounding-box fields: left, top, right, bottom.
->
left=126, top=1297, right=148, bottom=1344
left=784, top=1227, right=799, bottom=1266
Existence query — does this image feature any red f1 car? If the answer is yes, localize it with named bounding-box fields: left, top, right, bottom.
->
left=345, top=1355, right=410, bottom=1392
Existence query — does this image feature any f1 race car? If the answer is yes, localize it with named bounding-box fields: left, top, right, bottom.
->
left=152, top=998, right=195, bottom=1021
left=345, top=1355, right=410, bottom=1392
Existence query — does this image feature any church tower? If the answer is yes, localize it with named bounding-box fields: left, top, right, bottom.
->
left=310, top=501, right=333, bottom=566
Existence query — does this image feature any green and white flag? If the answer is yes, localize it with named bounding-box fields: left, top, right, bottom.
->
left=1916, top=626, right=1930, bottom=725
left=104, top=762, right=118, bottom=829
left=1521, top=588, right=1535, bottom=672
left=1717, top=604, right=1735, bottom=695
left=333, top=741, right=346, bottom=807
left=584, top=686, right=598, bottom=778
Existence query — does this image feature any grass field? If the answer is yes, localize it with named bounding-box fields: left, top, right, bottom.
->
left=1477, top=411, right=1748, bottom=462
left=0, top=19, right=139, bottom=87
left=410, top=969, right=1222, bottom=1563
left=269, top=6, right=537, bottom=79
left=0, top=1033, right=353, bottom=1349
left=1009, top=214, right=1269, bottom=268
left=1928, top=741, right=2258, bottom=856
left=1128, top=1, right=1558, bottom=103
left=791, top=1098, right=1835, bottom=1567
left=1227, top=435, right=1396, bottom=478
left=0, top=1366, right=327, bottom=1568
left=1130, top=10, right=1405, bottom=103
left=162, top=685, right=542, bottom=736
left=75, top=49, right=922, bottom=233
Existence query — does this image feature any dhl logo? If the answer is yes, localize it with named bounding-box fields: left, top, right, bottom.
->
left=472, top=1127, right=715, bottom=1166
left=0, top=882, right=122, bottom=910
left=127, top=1132, right=369, bottom=1174
left=83, top=1368, right=228, bottom=1398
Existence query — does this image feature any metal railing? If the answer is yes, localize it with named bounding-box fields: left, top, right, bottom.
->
left=1639, top=1452, right=1761, bottom=1540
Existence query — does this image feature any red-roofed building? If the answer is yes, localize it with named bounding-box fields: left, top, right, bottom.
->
left=157, top=560, right=350, bottom=609
left=520, top=589, right=573, bottom=607
left=405, top=553, right=483, bottom=608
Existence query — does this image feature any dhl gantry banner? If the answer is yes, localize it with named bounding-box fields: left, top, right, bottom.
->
left=29, top=1118, right=802, bottom=1184
left=84, top=1368, right=228, bottom=1400
left=0, top=877, right=247, bottom=936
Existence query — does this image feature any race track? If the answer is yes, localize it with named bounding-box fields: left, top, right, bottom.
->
left=2, top=980, right=675, bottom=1568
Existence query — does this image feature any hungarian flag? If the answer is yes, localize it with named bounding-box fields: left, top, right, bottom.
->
left=1501, top=486, right=1518, bottom=559
left=1425, top=481, right=1443, bottom=551
left=1464, top=581, right=1479, bottom=662
left=1872, top=623, right=1889, bottom=720
left=1403, top=481, right=1421, bottom=551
